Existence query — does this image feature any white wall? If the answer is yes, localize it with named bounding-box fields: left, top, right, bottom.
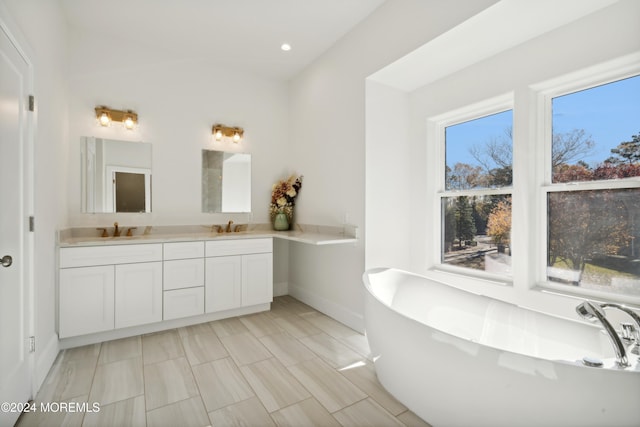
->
left=364, top=81, right=411, bottom=271
left=288, top=0, right=499, bottom=331
left=397, top=1, right=640, bottom=319
left=0, top=0, right=68, bottom=391
left=66, top=28, right=291, bottom=227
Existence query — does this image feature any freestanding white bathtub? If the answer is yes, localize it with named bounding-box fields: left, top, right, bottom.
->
left=363, top=268, right=640, bottom=427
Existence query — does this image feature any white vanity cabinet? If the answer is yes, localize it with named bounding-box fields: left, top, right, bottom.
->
left=58, top=244, right=163, bottom=338
left=163, top=242, right=205, bottom=320
left=205, top=238, right=273, bottom=313
left=58, top=236, right=275, bottom=343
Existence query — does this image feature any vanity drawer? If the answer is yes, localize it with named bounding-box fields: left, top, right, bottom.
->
left=60, top=244, right=163, bottom=268
left=206, top=238, right=272, bottom=257
left=163, top=241, right=205, bottom=260
left=164, top=258, right=205, bottom=290
left=164, top=287, right=204, bottom=320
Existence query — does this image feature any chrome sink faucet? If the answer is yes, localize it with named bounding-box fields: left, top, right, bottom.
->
left=576, top=301, right=628, bottom=367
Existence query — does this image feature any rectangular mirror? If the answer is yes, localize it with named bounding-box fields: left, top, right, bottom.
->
left=81, top=137, right=152, bottom=213
left=202, top=150, right=251, bottom=213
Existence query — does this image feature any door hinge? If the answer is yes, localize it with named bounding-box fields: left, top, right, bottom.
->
left=29, top=336, right=36, bottom=353
left=29, top=216, right=34, bottom=232
left=28, top=95, right=35, bottom=112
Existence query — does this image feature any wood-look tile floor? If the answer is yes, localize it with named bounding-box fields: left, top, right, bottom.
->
left=16, top=296, right=432, bottom=427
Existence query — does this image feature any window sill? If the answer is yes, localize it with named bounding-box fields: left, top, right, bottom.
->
left=534, top=281, right=640, bottom=308
left=427, top=265, right=513, bottom=288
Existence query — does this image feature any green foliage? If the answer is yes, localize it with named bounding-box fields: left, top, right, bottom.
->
left=607, top=132, right=640, bottom=165
left=454, top=196, right=476, bottom=248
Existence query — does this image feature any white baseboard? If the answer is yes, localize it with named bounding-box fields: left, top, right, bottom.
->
left=34, top=333, right=59, bottom=394
left=274, top=281, right=288, bottom=297
left=288, top=283, right=364, bottom=333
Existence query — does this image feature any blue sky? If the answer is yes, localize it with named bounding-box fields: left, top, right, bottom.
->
left=446, top=75, right=640, bottom=169
left=552, top=75, right=639, bottom=166
left=446, top=110, right=512, bottom=169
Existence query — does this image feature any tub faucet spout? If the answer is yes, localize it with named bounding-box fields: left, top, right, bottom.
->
left=601, top=303, right=640, bottom=356
left=576, top=301, right=628, bottom=367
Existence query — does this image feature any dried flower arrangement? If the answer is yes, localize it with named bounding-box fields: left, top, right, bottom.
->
left=269, top=175, right=303, bottom=224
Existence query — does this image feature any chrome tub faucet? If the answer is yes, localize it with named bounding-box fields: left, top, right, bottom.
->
left=600, top=303, right=640, bottom=356
left=576, top=301, right=628, bottom=367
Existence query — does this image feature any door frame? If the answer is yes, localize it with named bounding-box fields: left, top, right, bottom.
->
left=105, top=165, right=152, bottom=213
left=0, top=8, right=36, bottom=400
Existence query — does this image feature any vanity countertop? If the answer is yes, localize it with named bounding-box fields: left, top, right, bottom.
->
left=58, top=224, right=358, bottom=247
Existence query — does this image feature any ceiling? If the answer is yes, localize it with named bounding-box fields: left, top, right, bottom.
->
left=59, top=0, right=386, bottom=80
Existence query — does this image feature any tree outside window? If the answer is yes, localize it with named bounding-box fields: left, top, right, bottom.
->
left=546, top=75, right=640, bottom=296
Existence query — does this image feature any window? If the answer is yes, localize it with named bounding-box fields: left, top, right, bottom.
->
left=427, top=59, right=640, bottom=302
left=545, top=74, right=640, bottom=297
left=440, top=108, right=513, bottom=277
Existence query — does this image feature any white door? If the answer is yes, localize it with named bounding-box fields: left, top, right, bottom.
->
left=0, top=24, right=32, bottom=427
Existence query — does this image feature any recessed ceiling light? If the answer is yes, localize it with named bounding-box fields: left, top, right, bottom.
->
left=281, top=43, right=292, bottom=52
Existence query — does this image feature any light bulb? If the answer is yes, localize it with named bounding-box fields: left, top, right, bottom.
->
left=215, top=129, right=223, bottom=140
left=233, top=131, right=241, bottom=143
left=99, top=112, right=111, bottom=126
left=123, top=116, right=135, bottom=130
left=281, top=43, right=291, bottom=51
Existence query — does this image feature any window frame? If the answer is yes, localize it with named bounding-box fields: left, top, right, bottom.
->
left=533, top=55, right=640, bottom=304
left=429, top=93, right=515, bottom=283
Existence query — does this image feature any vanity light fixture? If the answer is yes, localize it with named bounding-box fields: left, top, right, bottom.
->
left=95, top=106, right=138, bottom=130
left=212, top=124, right=244, bottom=143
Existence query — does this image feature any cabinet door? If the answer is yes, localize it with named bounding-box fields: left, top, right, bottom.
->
left=242, top=253, right=273, bottom=307
left=115, top=262, right=162, bottom=328
left=59, top=266, right=115, bottom=338
left=205, top=256, right=241, bottom=312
